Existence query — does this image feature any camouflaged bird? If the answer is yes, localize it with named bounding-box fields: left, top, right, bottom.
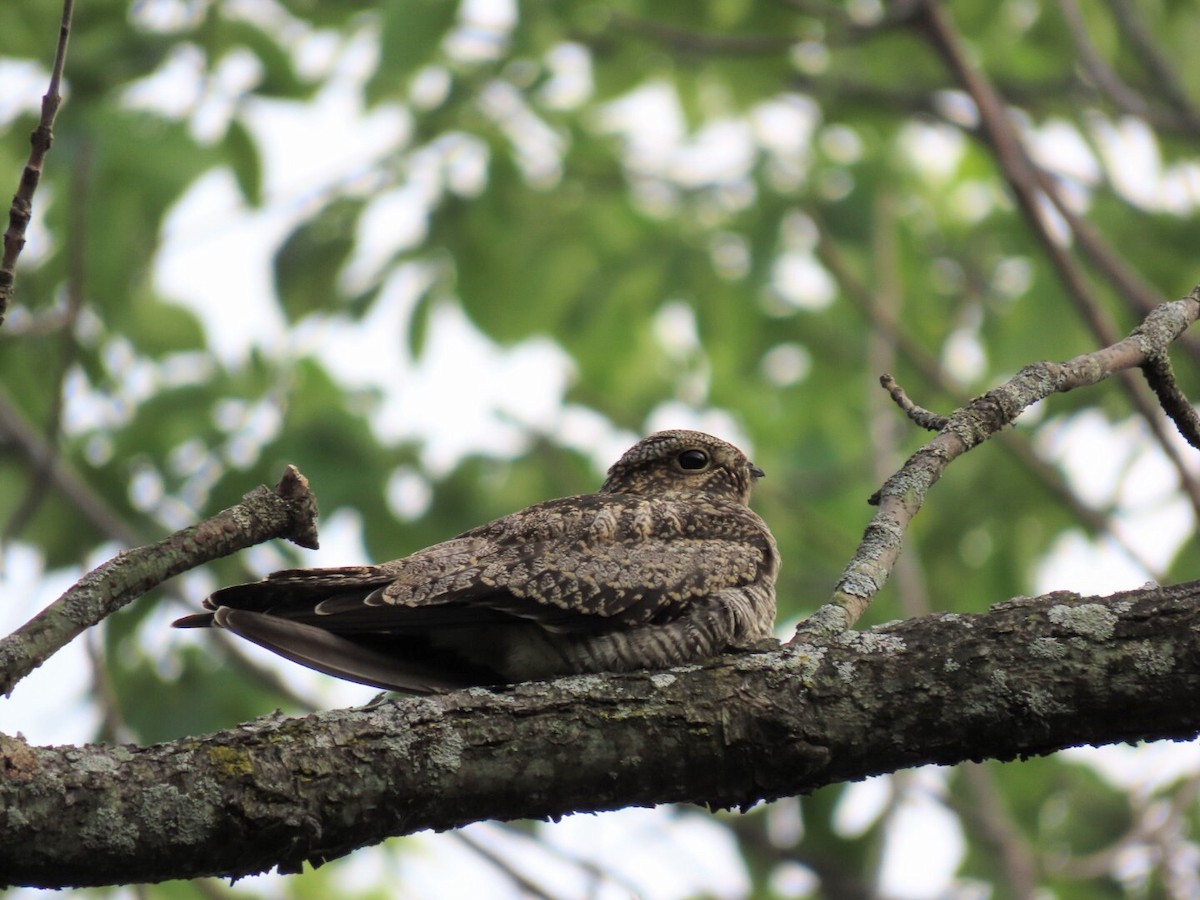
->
left=173, top=430, right=778, bottom=693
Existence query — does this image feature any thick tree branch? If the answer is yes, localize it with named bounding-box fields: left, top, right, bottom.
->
left=2, top=579, right=1198, bottom=888
left=0, top=466, right=318, bottom=696
left=800, top=290, right=1200, bottom=635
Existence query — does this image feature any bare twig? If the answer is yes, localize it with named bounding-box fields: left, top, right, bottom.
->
left=911, top=0, right=1200, bottom=521
left=811, top=209, right=1165, bottom=579
left=0, top=466, right=319, bottom=696
left=878, top=374, right=949, bottom=434
left=452, top=829, right=559, bottom=900
left=0, top=0, right=75, bottom=327
left=1135, top=336, right=1200, bottom=451
left=0, top=388, right=143, bottom=546
left=795, top=291, right=1200, bottom=636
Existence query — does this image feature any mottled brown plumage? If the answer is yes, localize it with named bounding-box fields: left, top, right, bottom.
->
left=173, top=430, right=778, bottom=693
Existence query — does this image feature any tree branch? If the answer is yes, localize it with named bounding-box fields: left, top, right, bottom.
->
left=800, top=290, right=1200, bottom=634
left=0, top=466, right=319, bottom=696
left=0, top=0, right=75, bottom=327
left=2, top=578, right=1198, bottom=888
left=910, top=0, right=1200, bottom=520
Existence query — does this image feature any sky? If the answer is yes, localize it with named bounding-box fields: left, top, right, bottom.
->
left=2, top=0, right=1199, bottom=897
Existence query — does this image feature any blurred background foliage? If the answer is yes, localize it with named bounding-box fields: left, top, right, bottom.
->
left=2, top=0, right=1199, bottom=897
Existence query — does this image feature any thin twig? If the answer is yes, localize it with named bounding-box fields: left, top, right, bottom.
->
left=868, top=194, right=934, bottom=621
left=1136, top=340, right=1200, bottom=452
left=878, top=374, right=949, bottom=434
left=0, top=466, right=319, bottom=696
left=0, top=0, right=75, bottom=327
left=811, top=209, right=1166, bottom=579
left=795, top=291, right=1200, bottom=637
left=0, top=387, right=143, bottom=546
left=911, top=0, right=1200, bottom=521
left=452, top=829, right=559, bottom=900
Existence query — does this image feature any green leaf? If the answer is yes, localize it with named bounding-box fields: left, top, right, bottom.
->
left=274, top=198, right=365, bottom=321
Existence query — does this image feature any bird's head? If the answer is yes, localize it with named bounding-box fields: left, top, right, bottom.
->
left=600, top=430, right=765, bottom=504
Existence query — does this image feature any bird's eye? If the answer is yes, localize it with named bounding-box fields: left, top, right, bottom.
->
left=677, top=449, right=710, bottom=471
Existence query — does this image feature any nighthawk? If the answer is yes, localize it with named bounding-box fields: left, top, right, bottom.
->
left=173, top=430, right=779, bottom=693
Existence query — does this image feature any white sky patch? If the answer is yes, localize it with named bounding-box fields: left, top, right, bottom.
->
left=121, top=43, right=206, bottom=121
left=1033, top=530, right=1151, bottom=595
left=1036, top=410, right=1138, bottom=507
left=653, top=300, right=701, bottom=358
left=750, top=94, right=818, bottom=192
left=341, top=182, right=437, bottom=290
left=836, top=770, right=968, bottom=898
left=709, top=230, right=752, bottom=280
left=1035, top=190, right=1072, bottom=245
left=1032, top=409, right=1193, bottom=588
left=242, top=86, right=409, bottom=204
left=304, top=286, right=575, bottom=474
left=1091, top=115, right=1163, bottom=211
left=0, top=544, right=105, bottom=745
left=479, top=79, right=564, bottom=187
left=447, top=0, right=518, bottom=63
left=155, top=168, right=291, bottom=363
left=644, top=402, right=753, bottom=458
left=1086, top=114, right=1200, bottom=214
left=387, top=466, right=434, bottom=521
left=191, top=48, right=265, bottom=143
left=770, top=252, right=836, bottom=311
left=934, top=90, right=979, bottom=129
left=819, top=124, right=863, bottom=166
left=791, top=40, right=830, bottom=75
left=940, top=325, right=987, bottom=385
left=993, top=255, right=1033, bottom=298
left=877, top=770, right=965, bottom=899
left=152, top=28, right=411, bottom=363
left=595, top=81, right=686, bottom=174
left=671, top=117, right=757, bottom=187
left=761, top=342, right=812, bottom=387
left=834, top=775, right=891, bottom=836
left=538, top=808, right=750, bottom=899
left=898, top=121, right=965, bottom=184
left=539, top=42, right=593, bottom=111
left=1028, top=118, right=1100, bottom=186
left=1062, top=742, right=1200, bottom=793
left=554, top=405, right=639, bottom=475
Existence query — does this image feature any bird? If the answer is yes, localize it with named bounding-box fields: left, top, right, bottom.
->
left=173, top=430, right=779, bottom=693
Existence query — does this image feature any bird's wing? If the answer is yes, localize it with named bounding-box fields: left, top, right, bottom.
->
left=364, top=493, right=775, bottom=632
left=187, top=494, right=773, bottom=637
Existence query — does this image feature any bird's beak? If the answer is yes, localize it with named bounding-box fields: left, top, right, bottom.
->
left=749, top=464, right=765, bottom=479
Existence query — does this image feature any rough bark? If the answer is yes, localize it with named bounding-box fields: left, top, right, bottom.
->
left=3, top=579, right=1198, bottom=889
